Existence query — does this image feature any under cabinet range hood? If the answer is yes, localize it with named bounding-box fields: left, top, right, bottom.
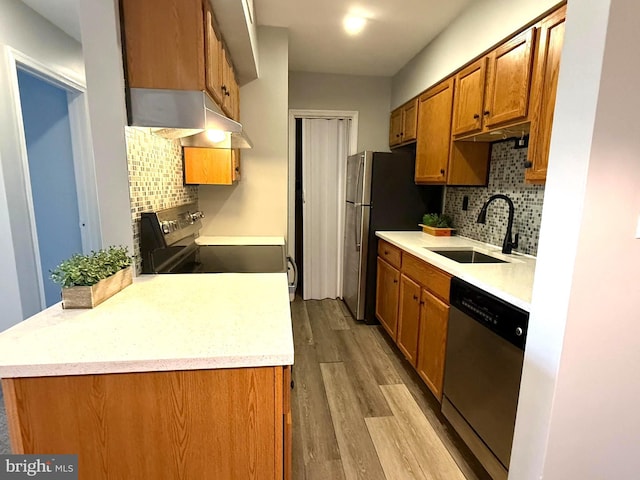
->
left=127, top=88, right=253, bottom=149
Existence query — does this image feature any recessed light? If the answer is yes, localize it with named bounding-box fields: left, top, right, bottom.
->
left=343, top=15, right=366, bottom=35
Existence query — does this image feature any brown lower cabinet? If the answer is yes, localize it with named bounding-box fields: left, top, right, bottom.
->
left=2, top=366, right=291, bottom=480
left=376, top=243, right=452, bottom=401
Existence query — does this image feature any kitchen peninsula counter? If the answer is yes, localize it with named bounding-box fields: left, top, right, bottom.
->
left=0, top=273, right=293, bottom=479
left=0, top=273, right=294, bottom=378
left=377, top=231, right=536, bottom=311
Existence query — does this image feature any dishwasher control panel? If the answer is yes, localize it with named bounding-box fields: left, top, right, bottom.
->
left=450, top=277, right=529, bottom=350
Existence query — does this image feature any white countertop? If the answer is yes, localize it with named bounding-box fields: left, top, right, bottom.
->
left=0, top=273, right=294, bottom=378
left=197, top=235, right=285, bottom=246
left=376, top=232, right=536, bottom=311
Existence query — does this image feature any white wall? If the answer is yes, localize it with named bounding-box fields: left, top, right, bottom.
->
left=288, top=72, right=391, bottom=153
left=510, top=0, right=640, bottom=478
left=391, top=0, right=563, bottom=109
left=77, top=0, right=132, bottom=254
left=199, top=27, right=289, bottom=237
left=0, top=0, right=86, bottom=328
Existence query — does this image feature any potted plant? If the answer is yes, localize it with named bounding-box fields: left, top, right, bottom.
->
left=420, top=213, right=456, bottom=236
left=51, top=246, right=133, bottom=309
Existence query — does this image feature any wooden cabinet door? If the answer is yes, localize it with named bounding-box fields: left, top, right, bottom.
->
left=452, top=59, right=486, bottom=136
left=221, top=49, right=235, bottom=116
left=484, top=28, right=535, bottom=128
left=204, top=1, right=223, bottom=105
left=121, top=0, right=206, bottom=91
left=526, top=5, right=567, bottom=184
left=184, top=147, right=234, bottom=185
left=415, top=78, right=454, bottom=184
left=402, top=99, right=419, bottom=143
left=375, top=257, right=400, bottom=339
left=416, top=289, right=450, bottom=401
left=232, top=149, right=241, bottom=182
left=397, top=275, right=422, bottom=366
left=389, top=108, right=403, bottom=146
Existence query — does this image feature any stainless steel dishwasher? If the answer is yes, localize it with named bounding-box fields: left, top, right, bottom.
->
left=442, top=277, right=529, bottom=480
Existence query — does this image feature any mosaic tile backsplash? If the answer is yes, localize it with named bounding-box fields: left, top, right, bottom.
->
left=126, top=127, right=198, bottom=272
left=444, top=140, right=545, bottom=256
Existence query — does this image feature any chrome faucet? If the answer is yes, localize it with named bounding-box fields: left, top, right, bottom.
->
left=477, top=194, right=519, bottom=254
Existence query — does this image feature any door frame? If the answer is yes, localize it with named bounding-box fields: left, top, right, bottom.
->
left=6, top=46, right=102, bottom=309
left=287, top=109, right=358, bottom=297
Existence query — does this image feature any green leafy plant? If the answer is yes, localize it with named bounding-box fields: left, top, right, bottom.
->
left=422, top=213, right=454, bottom=228
left=51, top=246, right=132, bottom=288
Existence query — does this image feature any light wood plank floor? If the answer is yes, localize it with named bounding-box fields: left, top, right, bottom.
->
left=291, top=298, right=491, bottom=480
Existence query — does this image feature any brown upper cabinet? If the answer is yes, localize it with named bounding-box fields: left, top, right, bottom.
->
left=415, top=78, right=491, bottom=186
left=452, top=28, right=535, bottom=138
left=526, top=5, right=567, bottom=183
left=389, top=98, right=418, bottom=147
left=184, top=147, right=241, bottom=185
left=121, top=0, right=239, bottom=121
left=415, top=79, right=454, bottom=184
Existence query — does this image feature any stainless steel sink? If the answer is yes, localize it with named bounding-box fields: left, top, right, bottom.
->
left=427, top=249, right=507, bottom=264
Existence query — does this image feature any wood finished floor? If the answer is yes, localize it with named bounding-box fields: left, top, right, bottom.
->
left=291, top=298, right=491, bottom=480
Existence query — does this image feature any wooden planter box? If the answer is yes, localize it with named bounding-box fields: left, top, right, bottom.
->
left=419, top=224, right=457, bottom=236
left=61, top=267, right=133, bottom=309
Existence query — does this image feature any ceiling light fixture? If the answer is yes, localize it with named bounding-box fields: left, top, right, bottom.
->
left=343, top=15, right=366, bottom=35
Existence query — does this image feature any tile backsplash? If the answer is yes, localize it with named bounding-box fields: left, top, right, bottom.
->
left=444, top=140, right=545, bottom=256
left=126, top=127, right=198, bottom=271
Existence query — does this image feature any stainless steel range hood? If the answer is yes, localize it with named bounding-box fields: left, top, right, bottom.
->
left=127, top=88, right=252, bottom=148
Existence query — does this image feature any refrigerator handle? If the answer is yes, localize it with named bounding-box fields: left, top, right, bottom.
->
left=355, top=154, right=364, bottom=203
left=355, top=204, right=361, bottom=251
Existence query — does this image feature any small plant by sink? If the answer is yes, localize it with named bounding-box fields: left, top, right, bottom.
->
left=421, top=213, right=456, bottom=236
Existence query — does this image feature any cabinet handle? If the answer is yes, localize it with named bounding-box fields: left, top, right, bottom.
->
left=420, top=301, right=425, bottom=306
left=524, top=161, right=533, bottom=168
left=393, top=279, right=398, bottom=284
left=222, top=85, right=228, bottom=93
left=473, top=114, right=480, bottom=119
left=384, top=250, right=389, bottom=255
left=440, top=169, right=445, bottom=175
left=484, top=111, right=490, bottom=116
left=413, top=294, right=418, bottom=300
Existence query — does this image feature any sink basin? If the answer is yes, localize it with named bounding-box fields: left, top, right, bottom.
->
left=427, top=249, right=507, bottom=264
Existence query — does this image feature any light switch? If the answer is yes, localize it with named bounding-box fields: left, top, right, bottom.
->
left=636, top=215, right=640, bottom=239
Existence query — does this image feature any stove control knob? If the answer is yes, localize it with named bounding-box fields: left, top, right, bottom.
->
left=515, top=327, right=524, bottom=337
left=161, top=221, right=170, bottom=234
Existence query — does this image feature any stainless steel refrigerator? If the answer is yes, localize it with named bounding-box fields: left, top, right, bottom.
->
left=342, top=150, right=442, bottom=323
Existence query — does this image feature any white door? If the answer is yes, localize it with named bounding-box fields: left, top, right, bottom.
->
left=301, top=118, right=350, bottom=300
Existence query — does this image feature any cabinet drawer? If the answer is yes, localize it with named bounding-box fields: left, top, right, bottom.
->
left=401, top=254, right=451, bottom=303
left=378, top=240, right=402, bottom=269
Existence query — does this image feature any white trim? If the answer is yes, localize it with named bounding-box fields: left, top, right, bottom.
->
left=5, top=47, right=101, bottom=309
left=287, top=109, right=358, bottom=298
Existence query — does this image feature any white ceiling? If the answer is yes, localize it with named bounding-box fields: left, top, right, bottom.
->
left=21, top=0, right=81, bottom=42
left=19, top=0, right=475, bottom=78
left=255, top=0, right=474, bottom=76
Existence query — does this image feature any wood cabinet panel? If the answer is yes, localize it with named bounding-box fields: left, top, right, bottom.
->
left=184, top=147, right=237, bottom=185
left=415, top=79, right=453, bottom=184
left=527, top=5, right=567, bottom=184
left=121, top=0, right=205, bottom=91
left=376, top=257, right=400, bottom=339
left=389, top=109, right=403, bottom=146
left=401, top=253, right=451, bottom=303
left=402, top=99, right=418, bottom=143
left=416, top=290, right=450, bottom=400
left=377, top=240, right=402, bottom=269
left=397, top=275, right=422, bottom=366
left=5, top=368, right=283, bottom=479
left=204, top=1, right=224, bottom=105
left=484, top=29, right=535, bottom=128
left=452, top=59, right=486, bottom=136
